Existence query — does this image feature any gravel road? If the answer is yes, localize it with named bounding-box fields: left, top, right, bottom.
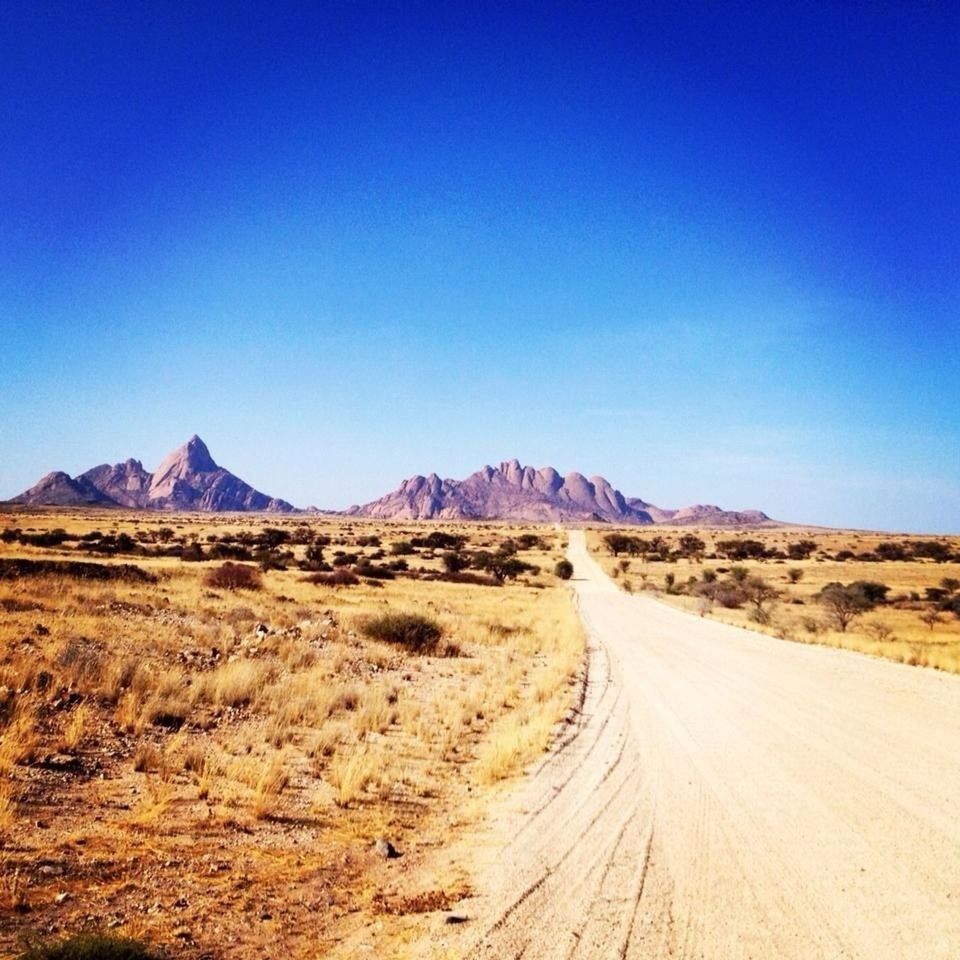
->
left=442, top=529, right=960, bottom=959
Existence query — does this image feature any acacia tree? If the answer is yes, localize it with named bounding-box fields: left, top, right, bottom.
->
left=743, top=576, right=780, bottom=624
left=678, top=534, right=706, bottom=562
left=818, top=583, right=875, bottom=632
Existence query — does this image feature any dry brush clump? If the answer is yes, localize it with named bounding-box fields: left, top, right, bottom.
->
left=360, top=611, right=445, bottom=654
left=202, top=561, right=262, bottom=591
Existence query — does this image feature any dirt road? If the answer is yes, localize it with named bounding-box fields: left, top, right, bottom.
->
left=438, top=530, right=960, bottom=959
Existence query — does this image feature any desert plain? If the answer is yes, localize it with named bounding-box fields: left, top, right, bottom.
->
left=1, top=510, right=959, bottom=959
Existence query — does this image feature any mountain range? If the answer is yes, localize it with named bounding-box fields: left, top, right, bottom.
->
left=7, top=436, right=294, bottom=512
left=7, top=443, right=771, bottom=524
left=347, top=459, right=771, bottom=526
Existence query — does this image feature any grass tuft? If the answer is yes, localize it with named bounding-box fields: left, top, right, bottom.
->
left=17, top=934, right=165, bottom=960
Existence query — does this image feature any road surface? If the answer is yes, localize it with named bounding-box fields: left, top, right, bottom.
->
left=444, top=530, right=960, bottom=959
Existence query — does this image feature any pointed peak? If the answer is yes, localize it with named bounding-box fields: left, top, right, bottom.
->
left=177, top=435, right=217, bottom=472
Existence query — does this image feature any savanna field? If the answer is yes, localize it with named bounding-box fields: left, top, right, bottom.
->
left=0, top=511, right=583, bottom=959
left=3, top=511, right=960, bottom=959
left=588, top=527, right=960, bottom=673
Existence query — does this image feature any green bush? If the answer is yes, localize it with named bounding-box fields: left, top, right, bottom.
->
left=361, top=612, right=444, bottom=654
left=18, top=934, right=164, bottom=960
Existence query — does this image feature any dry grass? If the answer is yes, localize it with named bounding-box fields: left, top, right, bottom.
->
left=205, top=659, right=264, bottom=708
left=329, top=744, right=381, bottom=807
left=252, top=751, right=290, bottom=819
left=0, top=508, right=583, bottom=958
left=0, top=783, right=16, bottom=837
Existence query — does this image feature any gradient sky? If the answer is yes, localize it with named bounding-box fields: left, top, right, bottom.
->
left=2, top=2, right=958, bottom=531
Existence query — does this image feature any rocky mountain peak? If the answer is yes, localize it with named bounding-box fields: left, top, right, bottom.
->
left=8, top=436, right=294, bottom=513
left=348, top=459, right=772, bottom=525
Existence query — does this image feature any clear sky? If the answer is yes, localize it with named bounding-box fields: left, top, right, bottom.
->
left=1, top=2, right=958, bottom=532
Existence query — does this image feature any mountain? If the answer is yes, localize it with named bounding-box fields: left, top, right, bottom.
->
left=11, top=471, right=116, bottom=508
left=347, top=459, right=771, bottom=525
left=625, top=498, right=771, bottom=526
left=8, top=436, right=295, bottom=512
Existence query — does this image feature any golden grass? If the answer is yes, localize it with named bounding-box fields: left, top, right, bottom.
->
left=0, top=782, right=16, bottom=837
left=0, top=508, right=584, bottom=956
left=205, top=659, right=265, bottom=708
left=329, top=743, right=380, bottom=807
left=58, top=702, right=91, bottom=752
left=252, top=751, right=290, bottom=819
left=0, top=701, right=40, bottom=773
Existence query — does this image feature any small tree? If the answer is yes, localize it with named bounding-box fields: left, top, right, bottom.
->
left=787, top=540, right=817, bottom=560
left=787, top=568, right=803, bottom=584
left=678, top=534, right=706, bottom=562
left=743, top=576, right=780, bottom=624
left=442, top=551, right=469, bottom=573
left=817, top=583, right=874, bottom=632
left=919, top=609, right=943, bottom=631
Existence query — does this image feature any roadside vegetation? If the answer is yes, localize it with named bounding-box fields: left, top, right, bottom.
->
left=0, top=511, right=582, bottom=959
left=589, top=528, right=960, bottom=673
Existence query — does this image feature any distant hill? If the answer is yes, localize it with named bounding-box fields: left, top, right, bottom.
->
left=8, top=436, right=295, bottom=513
left=347, top=459, right=771, bottom=525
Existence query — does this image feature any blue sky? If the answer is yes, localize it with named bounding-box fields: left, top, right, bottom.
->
left=1, top=2, right=958, bottom=531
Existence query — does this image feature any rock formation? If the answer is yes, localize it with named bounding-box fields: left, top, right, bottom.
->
left=9, top=436, right=294, bottom=512
left=348, top=459, right=770, bottom=525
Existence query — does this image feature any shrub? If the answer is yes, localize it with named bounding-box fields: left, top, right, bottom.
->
left=306, top=569, right=359, bottom=587
left=361, top=612, right=444, bottom=654
left=355, top=563, right=395, bottom=580
left=677, top=534, right=705, bottom=559
left=411, top=531, right=467, bottom=551
left=472, top=552, right=535, bottom=582
left=516, top=533, right=546, bottom=550
left=941, top=595, right=960, bottom=618
left=442, top=551, right=469, bottom=573
left=0, top=559, right=155, bottom=583
left=716, top=539, right=768, bottom=561
left=787, top=540, right=817, bottom=560
left=203, top=562, right=263, bottom=591
left=849, top=580, right=890, bottom=604
left=180, top=542, right=205, bottom=562
left=554, top=560, right=574, bottom=580
left=743, top=575, right=779, bottom=624
left=419, top=571, right=501, bottom=587
left=18, top=934, right=165, bottom=960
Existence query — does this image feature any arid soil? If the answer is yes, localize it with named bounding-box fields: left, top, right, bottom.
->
left=428, top=530, right=960, bottom=959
